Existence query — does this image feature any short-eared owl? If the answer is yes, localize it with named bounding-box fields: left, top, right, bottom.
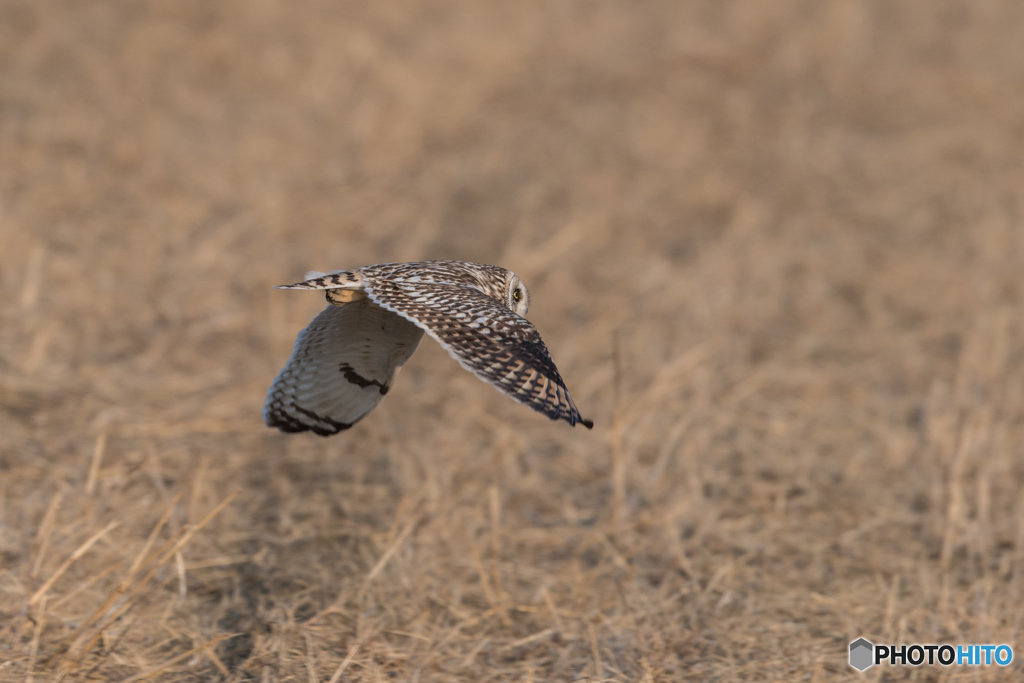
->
left=264, top=260, right=593, bottom=435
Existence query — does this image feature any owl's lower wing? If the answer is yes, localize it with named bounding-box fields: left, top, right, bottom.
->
left=365, top=280, right=592, bottom=428
left=264, top=299, right=424, bottom=435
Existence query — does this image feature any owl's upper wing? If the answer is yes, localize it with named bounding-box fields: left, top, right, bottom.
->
left=364, top=280, right=592, bottom=428
left=264, top=298, right=424, bottom=435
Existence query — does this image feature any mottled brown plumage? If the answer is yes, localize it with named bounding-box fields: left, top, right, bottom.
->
left=264, top=260, right=592, bottom=435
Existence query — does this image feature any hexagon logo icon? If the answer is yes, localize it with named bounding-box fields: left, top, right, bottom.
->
left=849, top=638, right=874, bottom=671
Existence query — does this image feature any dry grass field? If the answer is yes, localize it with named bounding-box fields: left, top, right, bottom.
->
left=2, top=1, right=1024, bottom=680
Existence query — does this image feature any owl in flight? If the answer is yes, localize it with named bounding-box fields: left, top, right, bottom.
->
left=264, top=260, right=593, bottom=435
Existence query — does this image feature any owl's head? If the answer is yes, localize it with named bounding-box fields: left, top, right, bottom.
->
left=506, top=273, right=530, bottom=316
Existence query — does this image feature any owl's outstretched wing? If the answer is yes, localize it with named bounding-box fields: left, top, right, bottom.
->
left=264, top=298, right=424, bottom=435
left=364, top=280, right=592, bottom=428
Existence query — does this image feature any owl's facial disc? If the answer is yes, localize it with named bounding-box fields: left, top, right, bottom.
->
left=507, top=274, right=530, bottom=316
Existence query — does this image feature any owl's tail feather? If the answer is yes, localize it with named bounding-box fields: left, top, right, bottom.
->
left=275, top=270, right=364, bottom=290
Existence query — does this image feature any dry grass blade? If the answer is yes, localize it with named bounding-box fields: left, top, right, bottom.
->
left=361, top=517, right=417, bottom=589
left=183, top=553, right=254, bottom=570
left=488, top=486, right=510, bottom=626
left=51, top=560, right=125, bottom=609
left=30, top=521, right=120, bottom=605
left=304, top=630, right=319, bottom=683
left=85, top=431, right=107, bottom=496
left=541, top=587, right=565, bottom=634
left=25, top=595, right=48, bottom=683
left=503, top=627, right=554, bottom=651
left=174, top=551, right=187, bottom=605
left=19, top=242, right=46, bottom=311
left=589, top=623, right=603, bottom=681
left=470, top=545, right=499, bottom=612
left=460, top=637, right=490, bottom=667
left=115, top=633, right=240, bottom=683
left=128, top=491, right=183, bottom=577
left=146, top=490, right=239, bottom=575
left=80, top=613, right=141, bottom=681
left=326, top=642, right=360, bottom=683
left=433, top=607, right=500, bottom=651
left=30, top=491, right=63, bottom=579
left=204, top=647, right=232, bottom=679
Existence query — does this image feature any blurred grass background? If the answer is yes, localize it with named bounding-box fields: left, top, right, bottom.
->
left=2, top=0, right=1024, bottom=680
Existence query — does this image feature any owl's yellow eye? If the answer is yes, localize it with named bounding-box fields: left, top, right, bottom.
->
left=513, top=289, right=520, bottom=301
